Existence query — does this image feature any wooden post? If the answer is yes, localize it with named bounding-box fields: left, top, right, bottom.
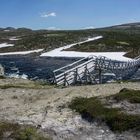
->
left=85, top=64, right=88, bottom=83
left=64, top=73, right=69, bottom=86
left=74, top=68, right=78, bottom=84
left=53, top=72, right=56, bottom=84
left=98, top=69, right=102, bottom=84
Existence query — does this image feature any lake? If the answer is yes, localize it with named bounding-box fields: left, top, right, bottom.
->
left=0, top=55, right=139, bottom=83
left=0, top=55, right=80, bottom=81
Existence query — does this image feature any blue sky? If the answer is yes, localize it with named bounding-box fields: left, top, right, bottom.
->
left=0, top=0, right=140, bottom=30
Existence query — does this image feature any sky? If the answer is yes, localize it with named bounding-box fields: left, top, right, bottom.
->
left=0, top=0, right=140, bottom=30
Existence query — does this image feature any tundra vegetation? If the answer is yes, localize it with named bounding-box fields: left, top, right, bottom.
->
left=0, top=23, right=140, bottom=58
left=69, top=88, right=140, bottom=132
left=0, top=81, right=54, bottom=89
left=0, top=121, right=51, bottom=140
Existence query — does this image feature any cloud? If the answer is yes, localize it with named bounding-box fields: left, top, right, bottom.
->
left=46, top=27, right=61, bottom=30
left=82, top=26, right=95, bottom=29
left=41, top=12, right=56, bottom=18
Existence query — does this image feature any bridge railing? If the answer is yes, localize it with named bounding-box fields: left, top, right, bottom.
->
left=53, top=56, right=97, bottom=86
left=134, top=55, right=140, bottom=60
left=53, top=55, right=97, bottom=74
left=53, top=55, right=140, bottom=86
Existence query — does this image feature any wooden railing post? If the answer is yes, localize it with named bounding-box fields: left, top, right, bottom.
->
left=53, top=72, right=56, bottom=84
left=85, top=64, right=88, bottom=83
left=98, top=68, right=102, bottom=84
left=74, top=68, right=78, bottom=84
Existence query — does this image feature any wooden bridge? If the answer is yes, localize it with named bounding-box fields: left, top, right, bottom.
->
left=53, top=55, right=140, bottom=86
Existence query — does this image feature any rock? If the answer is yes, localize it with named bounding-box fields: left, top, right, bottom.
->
left=0, top=64, right=4, bottom=76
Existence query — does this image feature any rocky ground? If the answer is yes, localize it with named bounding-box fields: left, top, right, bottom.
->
left=0, top=78, right=140, bottom=140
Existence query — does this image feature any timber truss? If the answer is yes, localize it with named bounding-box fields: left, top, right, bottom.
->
left=53, top=55, right=140, bottom=86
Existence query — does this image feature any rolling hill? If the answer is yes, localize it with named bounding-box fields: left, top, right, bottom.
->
left=0, top=22, right=140, bottom=58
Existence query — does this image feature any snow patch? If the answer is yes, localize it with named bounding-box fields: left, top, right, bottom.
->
left=40, top=36, right=102, bottom=56
left=0, top=49, right=43, bottom=56
left=4, top=30, right=10, bottom=32
left=82, top=26, right=95, bottom=29
left=9, top=37, right=20, bottom=41
left=40, top=36, right=131, bottom=61
left=0, top=43, right=14, bottom=48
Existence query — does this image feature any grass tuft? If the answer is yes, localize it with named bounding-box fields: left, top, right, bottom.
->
left=0, top=82, right=54, bottom=89
left=0, top=121, right=51, bottom=140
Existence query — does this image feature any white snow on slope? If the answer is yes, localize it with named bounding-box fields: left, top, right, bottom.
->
left=9, top=37, right=20, bottom=41
left=4, top=30, right=10, bottom=32
left=0, top=49, right=43, bottom=56
left=40, top=36, right=132, bottom=61
left=0, top=43, right=14, bottom=48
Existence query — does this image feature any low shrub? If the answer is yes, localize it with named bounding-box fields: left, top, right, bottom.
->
left=112, top=88, right=140, bottom=103
left=0, top=121, right=51, bottom=140
left=69, top=97, right=140, bottom=132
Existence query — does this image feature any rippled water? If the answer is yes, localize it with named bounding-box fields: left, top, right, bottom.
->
left=0, top=55, right=139, bottom=82
left=0, top=55, right=80, bottom=81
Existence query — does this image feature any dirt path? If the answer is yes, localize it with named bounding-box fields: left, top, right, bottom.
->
left=0, top=79, right=140, bottom=140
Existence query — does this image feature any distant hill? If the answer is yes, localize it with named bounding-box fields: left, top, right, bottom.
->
left=4, top=27, right=16, bottom=31
left=0, top=22, right=140, bottom=58
left=97, top=22, right=140, bottom=34
left=0, top=27, right=32, bottom=32
left=0, top=22, right=140, bottom=31
left=16, top=28, right=32, bottom=32
left=111, top=22, right=140, bottom=29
